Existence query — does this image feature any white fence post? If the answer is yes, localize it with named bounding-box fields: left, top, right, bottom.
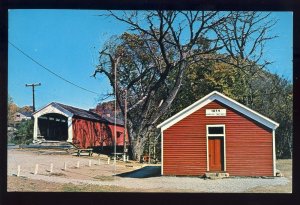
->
left=64, top=162, right=67, bottom=170
left=107, top=158, right=110, bottom=164
left=50, top=163, right=53, bottom=173
left=76, top=161, right=80, bottom=168
left=34, top=164, right=39, bottom=175
left=88, top=160, right=92, bottom=167
left=17, top=165, right=21, bottom=177
left=98, top=158, right=101, bottom=165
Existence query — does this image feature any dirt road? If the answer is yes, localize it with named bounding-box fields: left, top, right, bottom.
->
left=7, top=149, right=292, bottom=193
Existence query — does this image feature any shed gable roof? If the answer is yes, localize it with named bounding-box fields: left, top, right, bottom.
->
left=157, top=91, right=279, bottom=131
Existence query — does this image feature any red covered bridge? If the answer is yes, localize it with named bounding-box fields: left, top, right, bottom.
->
left=32, top=102, right=129, bottom=151
left=157, top=91, right=279, bottom=177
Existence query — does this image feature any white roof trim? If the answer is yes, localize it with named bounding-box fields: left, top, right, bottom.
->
left=157, top=91, right=279, bottom=131
left=32, top=102, right=73, bottom=118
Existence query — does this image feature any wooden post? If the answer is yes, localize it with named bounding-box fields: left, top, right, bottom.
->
left=64, top=162, right=67, bottom=170
left=50, top=163, right=53, bottom=173
left=154, top=143, right=156, bottom=162
left=88, top=160, right=92, bottom=167
left=107, top=158, right=110, bottom=164
left=76, top=161, right=80, bottom=168
left=17, top=165, right=21, bottom=177
left=34, top=164, right=39, bottom=175
left=123, top=89, right=127, bottom=161
left=148, top=136, right=151, bottom=164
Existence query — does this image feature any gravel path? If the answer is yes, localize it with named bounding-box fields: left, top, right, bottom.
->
left=7, top=149, right=289, bottom=193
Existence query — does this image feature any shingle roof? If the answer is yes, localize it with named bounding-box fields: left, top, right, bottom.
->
left=19, top=112, right=32, bottom=117
left=53, top=102, right=124, bottom=126
left=101, top=114, right=124, bottom=126
left=55, top=103, right=102, bottom=121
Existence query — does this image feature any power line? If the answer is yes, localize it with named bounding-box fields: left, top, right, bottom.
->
left=9, top=41, right=100, bottom=95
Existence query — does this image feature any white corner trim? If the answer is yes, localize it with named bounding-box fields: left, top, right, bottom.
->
left=33, top=116, right=38, bottom=140
left=157, top=91, right=279, bottom=131
left=161, top=131, right=164, bottom=175
left=67, top=117, right=73, bottom=142
left=206, top=126, right=209, bottom=172
left=273, top=130, right=276, bottom=176
left=223, top=125, right=226, bottom=172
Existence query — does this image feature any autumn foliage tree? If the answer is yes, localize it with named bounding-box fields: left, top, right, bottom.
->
left=7, top=95, right=18, bottom=126
left=94, top=11, right=280, bottom=160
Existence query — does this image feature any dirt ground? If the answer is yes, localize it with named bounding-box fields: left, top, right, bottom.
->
left=7, top=148, right=292, bottom=193
left=247, top=159, right=292, bottom=193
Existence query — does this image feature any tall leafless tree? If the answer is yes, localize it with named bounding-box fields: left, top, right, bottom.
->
left=93, top=11, right=277, bottom=159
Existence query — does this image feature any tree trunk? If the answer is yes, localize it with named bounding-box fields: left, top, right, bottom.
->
left=131, top=137, right=147, bottom=161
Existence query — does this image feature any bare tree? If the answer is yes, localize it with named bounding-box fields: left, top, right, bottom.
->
left=93, top=11, right=277, bottom=160
left=213, top=11, right=278, bottom=107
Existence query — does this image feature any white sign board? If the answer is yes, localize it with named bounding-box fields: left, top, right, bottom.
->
left=206, top=109, right=226, bottom=116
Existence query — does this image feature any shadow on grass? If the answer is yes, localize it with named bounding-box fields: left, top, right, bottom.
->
left=117, top=166, right=161, bottom=178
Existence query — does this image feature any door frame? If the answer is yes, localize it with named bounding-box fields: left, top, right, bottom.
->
left=206, top=124, right=226, bottom=172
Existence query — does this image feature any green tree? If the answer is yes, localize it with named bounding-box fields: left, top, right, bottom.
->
left=12, top=120, right=34, bottom=145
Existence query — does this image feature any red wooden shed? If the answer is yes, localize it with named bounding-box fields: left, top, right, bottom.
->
left=32, top=102, right=129, bottom=150
left=157, top=91, right=279, bottom=177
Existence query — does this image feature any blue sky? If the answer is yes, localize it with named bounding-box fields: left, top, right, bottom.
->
left=8, top=10, right=293, bottom=110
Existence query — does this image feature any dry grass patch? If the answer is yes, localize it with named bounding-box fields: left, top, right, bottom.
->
left=48, top=172, right=67, bottom=177
left=7, top=176, right=136, bottom=192
left=92, top=175, right=115, bottom=181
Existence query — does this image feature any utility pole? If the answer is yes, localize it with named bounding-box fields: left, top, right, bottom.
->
left=123, top=89, right=127, bottom=161
left=25, top=83, right=41, bottom=112
left=114, top=62, right=117, bottom=171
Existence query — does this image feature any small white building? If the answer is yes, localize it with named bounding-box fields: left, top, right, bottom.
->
left=13, top=112, right=32, bottom=122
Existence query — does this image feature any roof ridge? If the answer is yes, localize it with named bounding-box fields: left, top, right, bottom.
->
left=157, top=90, right=279, bottom=131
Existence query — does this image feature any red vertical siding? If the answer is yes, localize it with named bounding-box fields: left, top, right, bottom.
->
left=163, top=100, right=273, bottom=176
left=72, top=118, right=128, bottom=149
left=108, top=124, right=129, bottom=146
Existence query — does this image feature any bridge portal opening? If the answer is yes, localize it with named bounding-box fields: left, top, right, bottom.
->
left=38, top=113, right=68, bottom=141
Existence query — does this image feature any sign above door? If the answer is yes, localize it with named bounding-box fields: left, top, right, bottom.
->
left=206, top=109, right=226, bottom=116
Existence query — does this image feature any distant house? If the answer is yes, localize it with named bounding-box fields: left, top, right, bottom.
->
left=13, top=111, right=32, bottom=122
left=32, top=102, right=129, bottom=150
left=157, top=91, right=279, bottom=177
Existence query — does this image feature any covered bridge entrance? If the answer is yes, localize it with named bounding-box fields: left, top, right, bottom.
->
left=38, top=113, right=68, bottom=141
left=33, top=102, right=74, bottom=143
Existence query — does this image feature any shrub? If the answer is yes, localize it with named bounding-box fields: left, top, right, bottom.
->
left=11, top=120, right=33, bottom=145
